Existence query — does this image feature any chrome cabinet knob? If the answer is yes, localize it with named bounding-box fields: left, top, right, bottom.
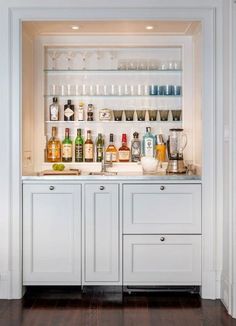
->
left=160, top=237, right=165, bottom=242
left=160, top=186, right=165, bottom=191
left=100, top=186, right=105, bottom=190
left=49, top=186, right=55, bottom=190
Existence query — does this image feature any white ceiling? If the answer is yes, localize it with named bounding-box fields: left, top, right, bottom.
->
left=23, top=20, right=200, bottom=36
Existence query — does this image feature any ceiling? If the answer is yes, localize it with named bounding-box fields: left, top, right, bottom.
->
left=23, top=20, right=201, bottom=36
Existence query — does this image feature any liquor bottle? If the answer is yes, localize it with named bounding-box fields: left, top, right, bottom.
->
left=96, top=133, right=104, bottom=162
left=131, top=132, right=141, bottom=162
left=49, top=97, right=59, bottom=121
left=75, top=128, right=84, bottom=162
left=77, top=102, right=84, bottom=121
left=156, top=134, right=166, bottom=163
left=64, top=99, right=74, bottom=121
left=47, top=127, right=61, bottom=162
left=118, top=133, right=130, bottom=162
left=87, top=104, right=94, bottom=121
left=142, top=127, right=156, bottom=157
left=84, top=130, right=94, bottom=162
left=105, top=133, right=117, bottom=162
left=62, top=128, right=72, bottom=162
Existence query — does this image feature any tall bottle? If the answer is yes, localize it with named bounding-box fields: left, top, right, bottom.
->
left=47, top=127, right=61, bottom=162
left=62, top=128, right=72, bottom=162
left=131, top=132, right=141, bottom=162
left=77, top=102, right=84, bottom=121
left=118, top=133, right=130, bottom=162
left=49, top=97, right=59, bottom=121
left=96, top=133, right=104, bottom=162
left=75, top=128, right=84, bottom=162
left=64, top=99, right=74, bottom=121
left=84, top=130, right=94, bottom=162
left=105, top=133, right=117, bottom=162
left=143, top=127, right=156, bottom=157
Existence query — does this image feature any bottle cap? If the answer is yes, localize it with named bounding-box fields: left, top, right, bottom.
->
left=109, top=133, right=114, bottom=142
left=146, top=127, right=151, bottom=133
left=77, top=128, right=81, bottom=134
left=133, top=132, right=139, bottom=138
left=122, top=133, right=127, bottom=143
left=65, top=128, right=70, bottom=135
left=68, top=99, right=71, bottom=105
left=53, top=97, right=57, bottom=102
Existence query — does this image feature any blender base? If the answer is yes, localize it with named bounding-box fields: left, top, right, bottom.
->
left=166, top=160, right=187, bottom=174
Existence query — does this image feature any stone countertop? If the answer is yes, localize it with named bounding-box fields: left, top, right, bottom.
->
left=22, top=172, right=201, bottom=183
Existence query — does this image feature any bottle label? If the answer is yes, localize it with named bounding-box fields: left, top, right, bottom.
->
left=75, top=144, right=83, bottom=160
left=131, top=141, right=141, bottom=156
left=144, top=138, right=154, bottom=157
left=85, top=144, right=93, bottom=159
left=106, top=152, right=117, bottom=162
left=50, top=105, right=59, bottom=121
left=118, top=150, right=130, bottom=161
left=64, top=107, right=74, bottom=119
left=62, top=144, right=72, bottom=158
left=97, top=146, right=103, bottom=161
left=77, top=109, right=84, bottom=121
left=48, top=143, right=60, bottom=159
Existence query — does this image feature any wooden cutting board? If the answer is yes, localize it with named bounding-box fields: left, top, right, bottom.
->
left=39, top=169, right=80, bottom=176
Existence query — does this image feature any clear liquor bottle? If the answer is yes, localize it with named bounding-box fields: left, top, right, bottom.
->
left=49, top=97, right=59, bottom=121
left=142, top=127, right=156, bottom=157
left=131, top=132, right=141, bottom=162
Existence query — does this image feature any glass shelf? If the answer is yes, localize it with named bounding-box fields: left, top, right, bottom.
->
left=45, top=120, right=182, bottom=124
left=44, top=95, right=182, bottom=98
left=44, top=69, right=182, bottom=74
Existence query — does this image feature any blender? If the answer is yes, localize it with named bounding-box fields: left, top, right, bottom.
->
left=166, top=128, right=187, bottom=173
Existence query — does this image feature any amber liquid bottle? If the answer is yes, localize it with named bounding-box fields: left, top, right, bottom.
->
left=105, top=133, right=117, bottom=162
left=84, top=130, right=94, bottom=162
left=47, top=127, right=61, bottom=162
left=118, top=133, right=130, bottom=162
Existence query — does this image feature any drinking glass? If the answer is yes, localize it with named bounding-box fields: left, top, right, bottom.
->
left=125, top=110, right=135, bottom=121
left=172, top=85, right=182, bottom=96
left=113, top=110, right=123, bottom=121
left=162, top=85, right=173, bottom=96
left=148, top=109, right=158, bottom=121
left=159, top=110, right=170, bottom=121
left=65, top=50, right=77, bottom=70
left=136, top=110, right=146, bottom=121
left=48, top=50, right=61, bottom=70
left=149, top=85, right=157, bottom=96
left=171, top=110, right=182, bottom=121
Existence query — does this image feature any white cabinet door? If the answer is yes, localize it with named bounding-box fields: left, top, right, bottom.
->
left=123, top=184, right=201, bottom=234
left=84, top=184, right=119, bottom=283
left=23, top=184, right=81, bottom=285
left=123, top=235, right=201, bottom=285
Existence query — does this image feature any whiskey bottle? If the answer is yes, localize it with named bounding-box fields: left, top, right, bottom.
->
left=49, top=97, right=59, bottom=121
left=131, top=132, right=141, bottom=162
left=96, top=133, right=104, bottom=162
left=62, top=128, right=72, bottom=162
left=105, top=133, right=117, bottom=162
left=75, top=128, right=84, bottom=162
left=143, top=127, right=156, bottom=157
left=47, top=127, right=61, bottom=162
left=118, top=133, right=130, bottom=162
left=64, top=99, right=74, bottom=121
left=84, top=130, right=94, bottom=162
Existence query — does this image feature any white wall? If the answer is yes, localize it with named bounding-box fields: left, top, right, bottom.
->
left=0, top=0, right=233, bottom=315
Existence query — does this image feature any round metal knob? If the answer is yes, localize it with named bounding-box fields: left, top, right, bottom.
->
left=49, top=186, right=54, bottom=191
left=100, top=186, right=105, bottom=190
left=160, top=237, right=165, bottom=242
left=160, top=186, right=165, bottom=191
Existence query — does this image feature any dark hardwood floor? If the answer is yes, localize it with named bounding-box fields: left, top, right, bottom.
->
left=0, top=286, right=235, bottom=326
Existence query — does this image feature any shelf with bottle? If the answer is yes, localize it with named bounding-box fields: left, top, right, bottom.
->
left=44, top=69, right=182, bottom=74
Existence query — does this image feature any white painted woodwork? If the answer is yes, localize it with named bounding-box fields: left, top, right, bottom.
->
left=84, top=183, right=119, bottom=283
left=23, top=184, right=81, bottom=284
left=123, top=234, right=201, bottom=285
left=123, top=184, right=201, bottom=234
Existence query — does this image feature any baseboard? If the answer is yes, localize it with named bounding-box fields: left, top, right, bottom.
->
left=0, top=271, right=10, bottom=299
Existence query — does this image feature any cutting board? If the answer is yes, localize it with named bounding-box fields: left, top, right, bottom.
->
left=39, top=169, right=80, bottom=176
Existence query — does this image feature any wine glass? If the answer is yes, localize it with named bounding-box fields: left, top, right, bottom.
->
left=78, top=51, right=91, bottom=70
left=48, top=50, right=61, bottom=70
left=64, top=50, right=77, bottom=70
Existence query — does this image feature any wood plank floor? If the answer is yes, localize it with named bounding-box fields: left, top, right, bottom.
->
left=0, top=287, right=236, bottom=326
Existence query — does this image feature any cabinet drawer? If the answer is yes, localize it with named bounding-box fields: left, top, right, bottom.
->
left=123, top=235, right=201, bottom=285
left=123, top=184, right=201, bottom=234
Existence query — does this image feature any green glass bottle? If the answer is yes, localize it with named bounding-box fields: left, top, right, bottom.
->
left=75, top=128, right=84, bottom=162
left=96, top=133, right=104, bottom=162
left=62, top=128, right=72, bottom=162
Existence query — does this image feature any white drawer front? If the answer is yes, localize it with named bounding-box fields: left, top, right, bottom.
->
left=123, top=184, right=201, bottom=234
left=123, top=235, right=201, bottom=285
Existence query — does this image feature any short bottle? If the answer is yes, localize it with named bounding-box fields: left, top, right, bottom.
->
left=77, top=102, right=84, bottom=121
left=118, top=133, right=130, bottom=162
left=49, top=97, right=59, bottom=121
left=87, top=104, right=94, bottom=121
left=143, top=127, right=156, bottom=157
left=64, top=99, right=74, bottom=121
left=96, top=133, right=104, bottom=162
left=47, top=127, right=61, bottom=162
left=75, top=128, right=84, bottom=162
left=62, top=128, right=73, bottom=162
left=84, top=130, right=94, bottom=162
left=131, top=132, right=141, bottom=162
left=105, top=133, right=117, bottom=162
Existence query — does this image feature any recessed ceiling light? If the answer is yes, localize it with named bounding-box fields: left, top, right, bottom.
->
left=71, top=25, right=79, bottom=30
left=146, top=25, right=154, bottom=30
